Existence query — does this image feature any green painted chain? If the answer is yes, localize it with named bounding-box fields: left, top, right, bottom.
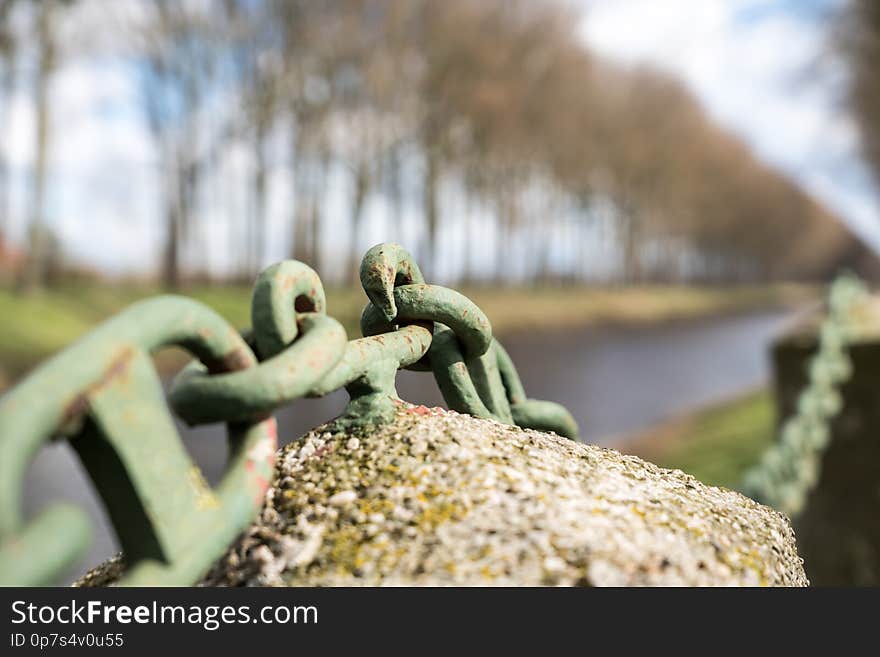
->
left=740, top=273, right=869, bottom=517
left=359, top=244, right=578, bottom=438
left=0, top=243, right=577, bottom=586
left=0, top=297, right=279, bottom=586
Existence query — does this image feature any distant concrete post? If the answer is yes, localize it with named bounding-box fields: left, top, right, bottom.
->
left=773, top=320, right=880, bottom=585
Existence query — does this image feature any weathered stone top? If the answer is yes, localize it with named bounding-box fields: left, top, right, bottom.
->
left=201, top=405, right=806, bottom=586
left=80, top=404, right=807, bottom=587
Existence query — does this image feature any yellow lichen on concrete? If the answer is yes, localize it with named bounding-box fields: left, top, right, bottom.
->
left=193, top=405, right=807, bottom=587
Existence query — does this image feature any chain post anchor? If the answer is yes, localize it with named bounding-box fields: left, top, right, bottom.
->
left=336, top=360, right=405, bottom=430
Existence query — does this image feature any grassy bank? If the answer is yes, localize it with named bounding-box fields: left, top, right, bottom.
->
left=619, top=388, right=777, bottom=488
left=0, top=282, right=813, bottom=388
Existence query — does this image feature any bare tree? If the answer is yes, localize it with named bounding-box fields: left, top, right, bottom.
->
left=132, top=1, right=220, bottom=289
left=0, top=0, right=17, bottom=247
left=840, top=1, right=880, bottom=191
left=17, top=0, right=60, bottom=294
left=223, top=0, right=285, bottom=277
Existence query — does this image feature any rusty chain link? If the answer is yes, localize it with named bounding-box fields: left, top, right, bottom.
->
left=0, top=243, right=578, bottom=586
left=0, top=297, right=278, bottom=586
left=359, top=243, right=578, bottom=437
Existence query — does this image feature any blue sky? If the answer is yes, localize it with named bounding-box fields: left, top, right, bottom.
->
left=581, top=0, right=880, bottom=253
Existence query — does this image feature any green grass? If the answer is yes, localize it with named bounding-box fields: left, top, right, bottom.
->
left=0, top=282, right=375, bottom=386
left=0, top=281, right=813, bottom=390
left=619, top=389, right=777, bottom=488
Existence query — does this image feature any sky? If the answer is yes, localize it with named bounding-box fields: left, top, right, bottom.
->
left=580, top=0, right=880, bottom=253
left=2, top=0, right=879, bottom=276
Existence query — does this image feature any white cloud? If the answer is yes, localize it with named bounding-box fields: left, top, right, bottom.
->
left=3, top=50, right=160, bottom=274
left=54, top=61, right=159, bottom=273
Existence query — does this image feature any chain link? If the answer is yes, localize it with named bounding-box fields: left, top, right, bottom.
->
left=0, top=243, right=578, bottom=585
left=359, top=244, right=579, bottom=438
left=0, top=296, right=278, bottom=586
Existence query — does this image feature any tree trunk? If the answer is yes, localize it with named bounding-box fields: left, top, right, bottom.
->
left=494, top=183, right=516, bottom=287
left=290, top=146, right=311, bottom=263
left=290, top=179, right=312, bottom=262
left=252, top=134, right=267, bottom=277
left=532, top=214, right=549, bottom=285
left=18, top=3, right=55, bottom=295
left=308, top=153, right=330, bottom=275
left=291, top=153, right=329, bottom=275
left=422, top=148, right=439, bottom=279
left=348, top=161, right=369, bottom=285
left=461, top=189, right=475, bottom=286
left=620, top=205, right=642, bottom=285
left=386, top=148, right=404, bottom=238
left=0, top=144, right=7, bottom=245
left=162, top=192, right=180, bottom=289
left=291, top=194, right=312, bottom=264
left=0, top=56, right=14, bottom=247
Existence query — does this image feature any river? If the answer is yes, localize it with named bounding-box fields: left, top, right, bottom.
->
left=20, top=308, right=794, bottom=582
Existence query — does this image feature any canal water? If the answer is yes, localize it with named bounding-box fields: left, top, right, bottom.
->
left=20, top=309, right=794, bottom=581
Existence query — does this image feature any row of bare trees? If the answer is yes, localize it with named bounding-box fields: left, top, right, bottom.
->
left=0, top=0, right=866, bottom=291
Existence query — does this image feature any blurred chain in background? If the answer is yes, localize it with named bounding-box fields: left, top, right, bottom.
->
left=741, top=273, right=869, bottom=517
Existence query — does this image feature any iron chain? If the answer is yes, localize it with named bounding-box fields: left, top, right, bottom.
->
left=0, top=243, right=577, bottom=586
left=740, top=273, right=869, bottom=517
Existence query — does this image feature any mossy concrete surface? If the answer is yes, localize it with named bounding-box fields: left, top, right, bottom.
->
left=79, top=405, right=807, bottom=587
